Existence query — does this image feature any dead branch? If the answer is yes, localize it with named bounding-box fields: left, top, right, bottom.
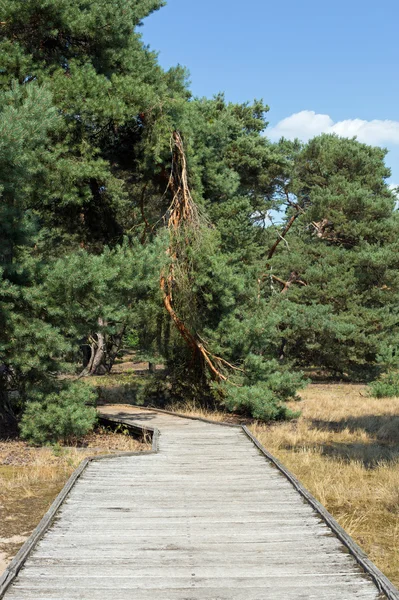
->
left=166, top=131, right=199, bottom=231
left=271, top=274, right=307, bottom=290
left=259, top=190, right=308, bottom=298
left=267, top=211, right=299, bottom=260
left=197, top=334, right=245, bottom=374
left=281, top=271, right=300, bottom=294
left=160, top=131, right=231, bottom=384
left=311, top=219, right=332, bottom=238
left=271, top=275, right=287, bottom=287
left=139, top=182, right=150, bottom=244
left=266, top=189, right=305, bottom=261
left=258, top=273, right=307, bottom=298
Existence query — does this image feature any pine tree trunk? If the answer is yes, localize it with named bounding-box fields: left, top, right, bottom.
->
left=89, top=331, right=106, bottom=375
left=0, top=379, right=18, bottom=438
left=80, top=321, right=126, bottom=377
left=80, top=319, right=107, bottom=376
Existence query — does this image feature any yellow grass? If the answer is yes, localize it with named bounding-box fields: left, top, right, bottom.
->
left=0, top=429, right=148, bottom=499
left=0, top=446, right=90, bottom=575
left=0, top=445, right=87, bottom=497
left=164, top=400, right=242, bottom=424
left=251, top=384, right=399, bottom=588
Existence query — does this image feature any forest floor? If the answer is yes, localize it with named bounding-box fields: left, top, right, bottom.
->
left=0, top=427, right=150, bottom=576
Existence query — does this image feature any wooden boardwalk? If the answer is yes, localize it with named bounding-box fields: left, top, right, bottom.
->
left=1, top=405, right=395, bottom=600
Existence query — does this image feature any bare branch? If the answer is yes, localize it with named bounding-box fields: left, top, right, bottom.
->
left=160, top=131, right=233, bottom=384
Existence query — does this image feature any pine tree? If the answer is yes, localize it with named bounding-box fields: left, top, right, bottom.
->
left=0, top=82, right=70, bottom=431
left=0, top=0, right=188, bottom=250
left=43, top=239, right=164, bottom=376
left=3, top=1, right=397, bottom=430
left=147, top=104, right=307, bottom=419
left=0, top=0, right=189, bottom=375
left=262, top=134, right=399, bottom=378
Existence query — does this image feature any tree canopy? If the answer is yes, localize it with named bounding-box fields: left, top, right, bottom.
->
left=1, top=0, right=398, bottom=438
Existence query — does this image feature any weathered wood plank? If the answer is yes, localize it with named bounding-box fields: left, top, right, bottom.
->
left=1, top=405, right=394, bottom=600
left=9, top=575, right=378, bottom=588
left=4, top=585, right=382, bottom=600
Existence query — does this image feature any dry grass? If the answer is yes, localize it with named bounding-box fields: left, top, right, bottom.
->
left=82, top=426, right=151, bottom=453
left=251, top=384, right=399, bottom=588
left=0, top=429, right=150, bottom=575
left=0, top=443, right=90, bottom=496
left=163, top=400, right=244, bottom=424
left=0, top=445, right=90, bottom=575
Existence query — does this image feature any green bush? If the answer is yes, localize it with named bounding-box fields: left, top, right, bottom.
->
left=368, top=373, right=399, bottom=398
left=216, top=383, right=301, bottom=421
left=132, top=357, right=305, bottom=421
left=213, top=355, right=304, bottom=421
left=20, top=382, right=97, bottom=445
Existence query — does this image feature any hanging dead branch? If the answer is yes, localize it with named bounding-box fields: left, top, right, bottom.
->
left=160, top=131, right=234, bottom=383
left=166, top=131, right=200, bottom=231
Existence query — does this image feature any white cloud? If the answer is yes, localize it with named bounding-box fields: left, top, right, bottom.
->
left=268, top=111, right=333, bottom=141
left=269, top=110, right=399, bottom=146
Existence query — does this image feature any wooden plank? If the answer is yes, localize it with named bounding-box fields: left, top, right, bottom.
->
left=8, top=575, right=379, bottom=589
left=3, top=585, right=382, bottom=600
left=1, top=405, right=395, bottom=600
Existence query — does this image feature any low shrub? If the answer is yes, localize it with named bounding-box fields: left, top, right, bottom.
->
left=368, top=373, right=399, bottom=398
left=214, top=383, right=301, bottom=421
left=20, top=382, right=97, bottom=445
left=213, top=356, right=305, bottom=420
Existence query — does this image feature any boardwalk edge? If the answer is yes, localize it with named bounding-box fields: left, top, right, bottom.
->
left=242, top=425, right=399, bottom=600
left=116, top=402, right=243, bottom=427
left=0, top=420, right=159, bottom=600
left=1, top=405, right=398, bottom=600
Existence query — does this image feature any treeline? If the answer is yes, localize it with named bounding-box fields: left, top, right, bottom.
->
left=1, top=0, right=398, bottom=439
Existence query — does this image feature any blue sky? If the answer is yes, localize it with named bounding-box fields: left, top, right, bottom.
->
left=141, top=0, right=399, bottom=185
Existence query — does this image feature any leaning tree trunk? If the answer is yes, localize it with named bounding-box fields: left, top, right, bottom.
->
left=80, top=321, right=127, bottom=377
left=88, top=329, right=106, bottom=375
left=80, top=319, right=107, bottom=377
